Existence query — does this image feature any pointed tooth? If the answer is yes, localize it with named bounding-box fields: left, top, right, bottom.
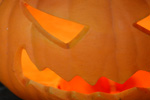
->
left=59, top=74, right=76, bottom=82
left=78, top=74, right=101, bottom=86
left=115, top=70, right=138, bottom=84
left=36, top=65, right=46, bottom=71
left=63, top=69, right=141, bottom=86
left=100, top=61, right=135, bottom=84
left=84, top=78, right=100, bottom=86
left=102, top=69, right=138, bottom=84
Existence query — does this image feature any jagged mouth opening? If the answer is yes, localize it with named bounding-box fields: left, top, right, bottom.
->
left=22, top=1, right=150, bottom=95
left=22, top=49, right=150, bottom=94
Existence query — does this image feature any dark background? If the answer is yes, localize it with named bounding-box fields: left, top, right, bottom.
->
left=0, top=83, right=21, bottom=100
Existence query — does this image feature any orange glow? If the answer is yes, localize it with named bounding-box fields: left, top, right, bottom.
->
left=135, top=15, right=150, bottom=34
left=22, top=8, right=150, bottom=93
left=24, top=3, right=88, bottom=48
left=59, top=71, right=150, bottom=94
left=22, top=49, right=150, bottom=94
left=59, top=76, right=111, bottom=94
left=22, top=50, right=61, bottom=88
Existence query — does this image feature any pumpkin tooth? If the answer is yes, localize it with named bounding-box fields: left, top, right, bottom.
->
left=99, top=66, right=139, bottom=84
left=101, top=70, right=135, bottom=84
left=36, top=65, right=47, bottom=71
left=114, top=70, right=138, bottom=84
left=78, top=69, right=145, bottom=86
left=84, top=77, right=100, bottom=86
left=75, top=73, right=102, bottom=86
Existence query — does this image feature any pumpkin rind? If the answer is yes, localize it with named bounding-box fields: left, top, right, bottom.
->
left=23, top=0, right=150, bottom=84
left=1, top=0, right=150, bottom=100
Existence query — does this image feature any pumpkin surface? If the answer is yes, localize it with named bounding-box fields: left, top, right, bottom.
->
left=1, top=0, right=150, bottom=100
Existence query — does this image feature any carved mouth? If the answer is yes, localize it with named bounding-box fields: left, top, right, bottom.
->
left=21, top=1, right=150, bottom=95
left=22, top=49, right=150, bottom=94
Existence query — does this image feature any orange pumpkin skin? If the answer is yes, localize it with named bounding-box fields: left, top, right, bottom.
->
left=1, top=0, right=150, bottom=100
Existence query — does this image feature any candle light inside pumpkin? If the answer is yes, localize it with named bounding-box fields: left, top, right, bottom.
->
left=22, top=49, right=150, bottom=94
left=22, top=3, right=150, bottom=94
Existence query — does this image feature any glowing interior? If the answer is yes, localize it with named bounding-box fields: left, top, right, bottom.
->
left=24, top=3, right=87, bottom=44
left=22, top=50, right=61, bottom=88
left=22, top=49, right=150, bottom=94
left=22, top=3, right=150, bottom=94
left=135, top=15, right=150, bottom=34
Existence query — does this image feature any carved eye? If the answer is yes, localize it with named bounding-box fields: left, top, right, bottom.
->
left=23, top=3, right=89, bottom=49
left=135, top=15, right=150, bottom=35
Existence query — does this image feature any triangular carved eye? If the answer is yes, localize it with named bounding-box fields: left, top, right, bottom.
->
left=23, top=3, right=89, bottom=49
left=135, top=15, right=150, bottom=35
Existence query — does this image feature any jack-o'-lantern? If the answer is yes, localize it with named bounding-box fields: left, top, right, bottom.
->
left=1, top=0, right=150, bottom=100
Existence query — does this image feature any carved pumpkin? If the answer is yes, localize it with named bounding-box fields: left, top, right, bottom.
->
left=1, top=0, right=150, bottom=100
